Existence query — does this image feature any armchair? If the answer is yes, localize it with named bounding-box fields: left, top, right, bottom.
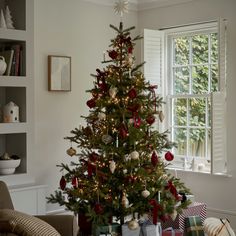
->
left=0, top=181, right=79, bottom=236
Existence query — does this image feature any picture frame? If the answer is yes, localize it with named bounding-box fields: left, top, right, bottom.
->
left=48, top=55, right=71, bottom=91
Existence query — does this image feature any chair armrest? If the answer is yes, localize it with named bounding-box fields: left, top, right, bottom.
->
left=36, top=215, right=79, bottom=236
left=0, top=219, right=12, bottom=232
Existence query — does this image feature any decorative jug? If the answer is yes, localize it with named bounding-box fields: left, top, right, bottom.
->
left=0, top=56, right=7, bottom=75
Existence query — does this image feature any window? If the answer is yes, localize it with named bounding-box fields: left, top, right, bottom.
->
left=143, top=20, right=227, bottom=174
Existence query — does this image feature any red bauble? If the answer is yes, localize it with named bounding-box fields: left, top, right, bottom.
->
left=146, top=115, right=155, bottom=125
left=59, top=176, right=66, bottom=190
left=128, top=47, right=133, bottom=54
left=109, top=50, right=118, bottom=60
left=119, top=123, right=128, bottom=139
left=86, top=98, right=96, bottom=108
left=128, top=104, right=140, bottom=113
left=89, top=152, right=99, bottom=162
left=165, top=151, right=174, bottom=161
left=72, top=176, right=78, bottom=188
left=128, top=88, right=137, bottom=99
left=94, top=203, right=104, bottom=215
left=151, top=151, right=158, bottom=167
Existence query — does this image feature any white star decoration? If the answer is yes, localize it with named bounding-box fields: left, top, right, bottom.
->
left=114, top=0, right=129, bottom=18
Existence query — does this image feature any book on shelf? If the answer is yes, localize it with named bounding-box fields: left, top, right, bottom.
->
left=0, top=49, right=14, bottom=75
left=0, top=44, right=23, bottom=76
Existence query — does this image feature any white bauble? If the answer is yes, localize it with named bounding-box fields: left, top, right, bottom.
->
left=121, top=194, right=129, bottom=208
left=109, top=160, right=116, bottom=173
left=98, top=112, right=106, bottom=120
left=141, top=189, right=150, bottom=198
left=130, top=151, right=139, bottom=160
left=109, top=86, right=118, bottom=99
left=102, top=134, right=113, bottom=144
left=170, top=209, right=177, bottom=221
left=123, top=169, right=128, bottom=174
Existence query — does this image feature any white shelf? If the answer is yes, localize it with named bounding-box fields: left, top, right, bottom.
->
left=0, top=76, right=28, bottom=87
left=0, top=28, right=27, bottom=41
left=0, top=122, right=27, bottom=134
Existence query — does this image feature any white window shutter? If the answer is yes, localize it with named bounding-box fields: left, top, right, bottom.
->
left=211, top=91, right=227, bottom=174
left=143, top=29, right=165, bottom=95
left=218, top=18, right=227, bottom=91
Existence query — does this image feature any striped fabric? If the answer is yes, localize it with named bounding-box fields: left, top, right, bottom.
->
left=0, top=209, right=61, bottom=236
left=161, top=202, right=207, bottom=232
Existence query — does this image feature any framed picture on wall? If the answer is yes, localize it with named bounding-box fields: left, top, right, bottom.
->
left=48, top=55, right=71, bottom=91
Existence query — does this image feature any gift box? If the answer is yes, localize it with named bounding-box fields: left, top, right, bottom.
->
left=161, top=202, right=206, bottom=232
left=92, top=223, right=120, bottom=236
left=122, top=222, right=141, bottom=236
left=141, top=220, right=162, bottom=236
left=184, top=216, right=204, bottom=236
left=162, top=228, right=183, bottom=236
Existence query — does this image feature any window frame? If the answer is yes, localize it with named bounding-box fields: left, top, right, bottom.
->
left=165, top=23, right=218, bottom=172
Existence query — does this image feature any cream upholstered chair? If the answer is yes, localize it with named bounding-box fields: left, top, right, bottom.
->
left=0, top=181, right=79, bottom=236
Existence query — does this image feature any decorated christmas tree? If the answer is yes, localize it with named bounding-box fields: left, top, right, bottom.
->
left=48, top=0, right=191, bottom=233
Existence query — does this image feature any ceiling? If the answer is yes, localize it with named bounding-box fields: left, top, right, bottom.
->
left=83, top=0, right=195, bottom=10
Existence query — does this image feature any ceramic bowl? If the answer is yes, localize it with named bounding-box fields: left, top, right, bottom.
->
left=0, top=159, right=21, bottom=175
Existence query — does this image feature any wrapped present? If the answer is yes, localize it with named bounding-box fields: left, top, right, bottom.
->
left=122, top=222, right=141, bottom=236
left=161, top=202, right=207, bottom=232
left=162, top=227, right=183, bottom=236
left=185, top=216, right=204, bottom=236
left=141, top=220, right=162, bottom=236
left=92, top=223, right=120, bottom=236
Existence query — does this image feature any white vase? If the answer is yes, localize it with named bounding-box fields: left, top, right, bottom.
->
left=0, top=56, right=7, bottom=75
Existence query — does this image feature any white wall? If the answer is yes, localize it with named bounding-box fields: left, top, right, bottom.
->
left=34, top=0, right=138, bottom=213
left=138, top=0, right=236, bottom=229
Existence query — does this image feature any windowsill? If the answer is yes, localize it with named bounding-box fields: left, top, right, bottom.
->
left=167, top=167, right=232, bottom=177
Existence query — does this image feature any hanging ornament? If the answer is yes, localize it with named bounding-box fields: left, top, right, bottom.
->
left=83, top=126, right=92, bottom=136
left=72, top=176, right=78, bottom=188
left=170, top=209, right=178, bottom=221
left=146, top=114, right=155, bottom=125
left=165, top=151, right=174, bottom=161
left=66, top=147, right=76, bottom=157
left=59, top=176, right=66, bottom=190
left=141, top=189, right=150, bottom=198
left=151, top=151, right=158, bottom=167
left=121, top=193, right=129, bottom=208
left=86, top=98, right=96, bottom=108
left=128, top=219, right=139, bottom=230
left=130, top=150, right=139, bottom=160
left=123, top=169, right=128, bottom=174
left=128, top=47, right=133, bottom=54
left=109, top=160, right=116, bottom=173
left=114, top=0, right=129, bottom=18
left=159, top=111, right=165, bottom=122
left=102, top=134, right=113, bottom=144
left=128, top=88, right=137, bottom=99
left=119, top=123, right=128, bottom=138
left=108, top=50, right=118, bottom=60
left=94, top=202, right=104, bottom=215
left=89, top=152, right=99, bottom=162
left=98, top=112, right=106, bottom=120
left=109, top=86, right=118, bottom=99
left=124, top=154, right=131, bottom=161
left=128, top=103, right=140, bottom=113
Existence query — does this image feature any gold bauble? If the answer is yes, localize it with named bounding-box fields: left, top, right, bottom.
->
left=66, top=147, right=76, bottom=157
left=128, top=219, right=139, bottom=230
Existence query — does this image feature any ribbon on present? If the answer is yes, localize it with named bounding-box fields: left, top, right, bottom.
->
left=163, top=227, right=175, bottom=236
left=163, top=227, right=183, bottom=236
left=149, top=199, right=161, bottom=225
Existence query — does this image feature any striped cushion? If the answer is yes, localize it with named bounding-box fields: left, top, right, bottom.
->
left=0, top=209, right=61, bottom=236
